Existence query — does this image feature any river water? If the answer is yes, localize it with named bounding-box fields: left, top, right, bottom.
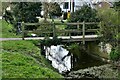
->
left=44, top=43, right=106, bottom=73
left=72, top=50, right=106, bottom=71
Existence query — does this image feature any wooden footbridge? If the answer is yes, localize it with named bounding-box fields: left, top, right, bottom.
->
left=21, top=21, right=101, bottom=44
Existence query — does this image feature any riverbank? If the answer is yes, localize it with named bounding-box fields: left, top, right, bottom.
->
left=1, top=40, right=63, bottom=78
left=67, top=64, right=118, bottom=79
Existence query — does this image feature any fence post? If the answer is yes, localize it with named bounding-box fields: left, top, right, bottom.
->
left=77, top=21, right=79, bottom=29
left=52, top=20, right=56, bottom=39
left=22, top=22, right=25, bottom=40
left=82, top=21, right=85, bottom=45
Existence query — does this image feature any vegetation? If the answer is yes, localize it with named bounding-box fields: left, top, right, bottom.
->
left=40, top=37, right=62, bottom=47
left=97, top=5, right=120, bottom=61
left=68, top=43, right=82, bottom=58
left=68, top=5, right=99, bottom=22
left=43, top=2, right=62, bottom=21
left=110, top=47, right=120, bottom=61
left=2, top=40, right=63, bottom=78
left=68, top=5, right=99, bottom=23
left=97, top=8, right=119, bottom=47
left=12, top=2, right=42, bottom=23
left=3, top=2, right=42, bottom=31
left=49, top=2, right=62, bottom=17
left=0, top=20, right=21, bottom=38
left=1, top=1, right=120, bottom=78
left=67, top=5, right=99, bottom=32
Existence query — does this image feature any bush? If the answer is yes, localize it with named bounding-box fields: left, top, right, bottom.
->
left=68, top=43, right=83, bottom=58
left=68, top=5, right=99, bottom=23
left=66, top=5, right=99, bottom=35
left=40, top=37, right=62, bottom=47
left=97, top=8, right=119, bottom=47
left=110, top=47, right=120, bottom=61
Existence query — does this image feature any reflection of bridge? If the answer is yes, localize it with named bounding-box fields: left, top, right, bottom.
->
left=21, top=21, right=101, bottom=44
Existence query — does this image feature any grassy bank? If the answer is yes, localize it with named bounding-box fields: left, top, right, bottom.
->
left=1, top=40, right=63, bottom=78
left=0, top=20, right=21, bottom=38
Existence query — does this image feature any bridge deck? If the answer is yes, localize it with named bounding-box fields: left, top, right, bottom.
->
left=0, top=35, right=100, bottom=41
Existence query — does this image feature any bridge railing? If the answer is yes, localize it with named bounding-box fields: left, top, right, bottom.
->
left=22, top=21, right=100, bottom=44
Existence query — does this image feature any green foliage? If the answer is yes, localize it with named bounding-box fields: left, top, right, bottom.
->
left=40, top=37, right=62, bottom=47
left=97, top=3, right=120, bottom=61
left=97, top=8, right=119, bottom=47
left=11, top=2, right=42, bottom=30
left=36, top=20, right=53, bottom=37
left=67, top=5, right=99, bottom=30
left=68, top=5, right=99, bottom=22
left=68, top=43, right=82, bottom=58
left=0, top=20, right=21, bottom=38
left=12, top=2, right=42, bottom=22
left=113, top=1, right=120, bottom=10
left=3, top=10, right=14, bottom=24
left=110, top=47, right=120, bottom=61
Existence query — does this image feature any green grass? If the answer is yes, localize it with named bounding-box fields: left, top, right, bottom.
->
left=2, top=40, right=63, bottom=78
left=2, top=51, right=63, bottom=78
left=0, top=18, right=63, bottom=78
left=0, top=19, right=21, bottom=38
left=2, top=40, right=40, bottom=54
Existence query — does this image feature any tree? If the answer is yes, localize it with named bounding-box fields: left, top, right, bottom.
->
left=43, top=2, right=62, bottom=21
left=43, top=2, right=49, bottom=21
left=68, top=5, right=99, bottom=22
left=49, top=2, right=62, bottom=17
left=13, top=2, right=42, bottom=23
left=10, top=2, right=42, bottom=30
left=67, top=5, right=99, bottom=31
left=3, top=10, right=14, bottom=24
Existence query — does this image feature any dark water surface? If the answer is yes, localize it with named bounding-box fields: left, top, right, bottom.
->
left=73, top=52, right=106, bottom=71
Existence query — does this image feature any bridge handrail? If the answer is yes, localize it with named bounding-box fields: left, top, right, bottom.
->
left=22, top=21, right=100, bottom=44
left=23, top=22, right=99, bottom=26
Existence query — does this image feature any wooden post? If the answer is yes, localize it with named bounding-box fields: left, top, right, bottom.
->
left=77, top=21, right=79, bottom=29
left=52, top=20, right=56, bottom=39
left=22, top=22, right=25, bottom=40
left=82, top=21, right=85, bottom=45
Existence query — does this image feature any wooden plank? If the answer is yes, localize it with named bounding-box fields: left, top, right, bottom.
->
left=86, top=29, right=98, bottom=32
left=62, top=38, right=98, bottom=42
left=25, top=29, right=98, bottom=34
left=25, top=30, right=53, bottom=33
left=85, top=22, right=99, bottom=24
left=23, top=22, right=99, bottom=26
left=56, top=29, right=82, bottom=33
left=23, top=23, right=54, bottom=26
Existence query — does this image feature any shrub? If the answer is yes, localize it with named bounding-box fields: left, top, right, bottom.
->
left=110, top=47, right=120, bottom=61
left=40, top=37, right=62, bottom=47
